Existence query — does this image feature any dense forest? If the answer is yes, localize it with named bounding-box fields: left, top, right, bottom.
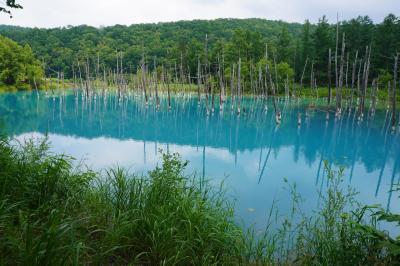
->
left=0, top=15, right=399, bottom=88
left=0, top=35, right=43, bottom=89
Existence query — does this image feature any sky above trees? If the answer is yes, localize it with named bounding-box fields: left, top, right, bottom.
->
left=0, top=0, right=398, bottom=28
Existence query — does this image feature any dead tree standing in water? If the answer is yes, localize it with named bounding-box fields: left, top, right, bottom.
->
left=337, top=33, right=346, bottom=115
left=328, top=48, right=332, bottom=105
left=350, top=50, right=358, bottom=107
left=165, top=66, right=171, bottom=110
left=141, top=55, right=148, bottom=105
left=300, top=57, right=308, bottom=95
left=237, top=57, right=241, bottom=114
left=154, top=57, right=160, bottom=108
left=392, top=54, right=398, bottom=131
left=359, top=46, right=371, bottom=119
left=267, top=63, right=280, bottom=123
left=335, top=14, right=339, bottom=103
left=218, top=54, right=225, bottom=111
left=231, top=64, right=236, bottom=111
left=197, top=58, right=201, bottom=105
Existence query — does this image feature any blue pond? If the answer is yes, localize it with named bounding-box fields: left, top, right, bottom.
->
left=0, top=91, right=399, bottom=231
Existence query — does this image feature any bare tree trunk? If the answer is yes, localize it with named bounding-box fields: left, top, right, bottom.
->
left=273, top=54, right=279, bottom=95
left=258, top=64, right=263, bottom=98
left=72, top=65, right=77, bottom=97
left=371, top=79, right=377, bottom=114
left=300, top=57, right=308, bottom=93
left=337, top=33, right=346, bottom=114
left=50, top=74, right=53, bottom=94
left=154, top=57, right=159, bottom=108
left=267, top=64, right=278, bottom=116
left=33, top=76, right=38, bottom=94
left=292, top=45, right=297, bottom=98
left=218, top=54, right=224, bottom=110
left=350, top=50, right=358, bottom=106
left=359, top=51, right=367, bottom=117
left=77, top=61, right=84, bottom=94
left=359, top=46, right=371, bottom=117
left=231, top=64, right=235, bottom=110
left=174, top=61, right=178, bottom=84
left=264, top=44, right=269, bottom=109
left=166, top=67, right=171, bottom=110
left=103, top=66, right=106, bottom=92
left=335, top=14, right=339, bottom=97
left=357, top=57, right=362, bottom=104
left=211, top=80, right=215, bottom=113
left=345, top=52, right=349, bottom=94
left=85, top=58, right=90, bottom=97
left=120, top=51, right=123, bottom=94
left=328, top=48, right=332, bottom=104
left=204, top=34, right=209, bottom=112
left=116, top=50, right=119, bottom=93
left=237, top=57, right=241, bottom=114
left=141, top=55, right=148, bottom=105
left=392, top=54, right=398, bottom=130
left=250, top=61, right=254, bottom=97
left=61, top=72, right=64, bottom=91
left=310, top=61, right=314, bottom=94
left=197, top=58, right=201, bottom=105
left=387, top=82, right=391, bottom=109
left=180, top=52, right=184, bottom=94
left=285, top=74, right=289, bottom=97
left=222, top=53, right=225, bottom=99
left=96, top=52, right=100, bottom=90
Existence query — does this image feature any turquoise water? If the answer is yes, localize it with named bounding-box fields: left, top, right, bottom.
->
left=1, top=91, right=399, bottom=230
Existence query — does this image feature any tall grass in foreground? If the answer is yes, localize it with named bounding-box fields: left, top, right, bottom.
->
left=0, top=137, right=399, bottom=265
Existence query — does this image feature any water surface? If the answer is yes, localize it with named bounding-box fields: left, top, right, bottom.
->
left=1, top=91, right=399, bottom=231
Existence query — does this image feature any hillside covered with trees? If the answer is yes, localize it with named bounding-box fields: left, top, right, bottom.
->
left=0, top=15, right=399, bottom=88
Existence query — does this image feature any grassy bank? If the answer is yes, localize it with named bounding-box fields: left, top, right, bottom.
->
left=1, top=80, right=399, bottom=103
left=0, top=137, right=399, bottom=265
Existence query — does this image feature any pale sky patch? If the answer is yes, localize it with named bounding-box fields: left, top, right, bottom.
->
left=0, top=0, right=398, bottom=28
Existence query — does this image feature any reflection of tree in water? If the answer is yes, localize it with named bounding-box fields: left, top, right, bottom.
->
left=1, top=91, right=399, bottom=179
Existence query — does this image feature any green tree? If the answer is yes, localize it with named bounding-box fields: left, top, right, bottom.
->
left=341, top=16, right=373, bottom=56
left=374, top=14, right=399, bottom=71
left=301, top=20, right=312, bottom=64
left=312, top=16, right=332, bottom=84
left=0, top=36, right=44, bottom=89
left=277, top=26, right=291, bottom=63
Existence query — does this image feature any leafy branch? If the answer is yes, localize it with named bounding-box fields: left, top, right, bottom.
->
left=0, top=0, right=23, bottom=18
